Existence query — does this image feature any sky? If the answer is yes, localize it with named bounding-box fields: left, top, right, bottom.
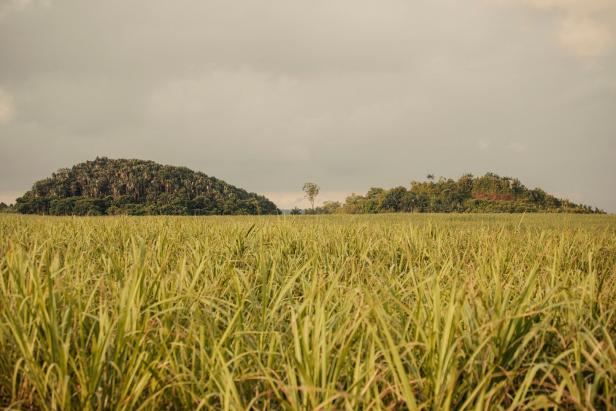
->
left=0, top=0, right=615, bottom=211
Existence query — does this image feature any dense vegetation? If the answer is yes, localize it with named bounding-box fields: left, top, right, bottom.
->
left=1, top=214, right=615, bottom=409
left=0, top=203, right=14, bottom=214
left=14, top=158, right=279, bottom=215
left=302, top=173, right=603, bottom=214
left=13, top=159, right=604, bottom=216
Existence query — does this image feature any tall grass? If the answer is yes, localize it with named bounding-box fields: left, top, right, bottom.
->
left=0, top=214, right=615, bottom=410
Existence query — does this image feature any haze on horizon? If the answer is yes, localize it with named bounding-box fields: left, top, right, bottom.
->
left=1, top=0, right=615, bottom=211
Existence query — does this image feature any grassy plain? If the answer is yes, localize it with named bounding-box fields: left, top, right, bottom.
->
left=1, top=213, right=615, bottom=410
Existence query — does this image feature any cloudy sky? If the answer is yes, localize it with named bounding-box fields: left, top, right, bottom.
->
left=1, top=0, right=615, bottom=211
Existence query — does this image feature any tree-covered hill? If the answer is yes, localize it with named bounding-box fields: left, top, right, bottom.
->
left=15, top=158, right=280, bottom=215
left=322, top=173, right=602, bottom=214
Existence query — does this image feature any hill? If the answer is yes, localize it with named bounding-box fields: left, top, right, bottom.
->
left=15, top=157, right=280, bottom=215
left=335, top=173, right=603, bottom=214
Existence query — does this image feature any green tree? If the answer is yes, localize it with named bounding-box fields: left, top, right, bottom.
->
left=15, top=158, right=280, bottom=216
left=302, top=182, right=320, bottom=211
left=339, top=172, right=602, bottom=215
left=381, top=187, right=408, bottom=212
left=322, top=201, right=342, bottom=214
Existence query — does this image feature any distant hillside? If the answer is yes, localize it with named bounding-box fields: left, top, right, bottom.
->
left=337, top=173, right=603, bottom=214
left=15, top=158, right=280, bottom=215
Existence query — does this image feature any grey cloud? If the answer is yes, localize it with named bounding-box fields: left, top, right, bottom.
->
left=494, top=0, right=616, bottom=58
left=0, top=0, right=615, bottom=210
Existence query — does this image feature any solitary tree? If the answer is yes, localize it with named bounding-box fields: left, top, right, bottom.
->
left=302, top=182, right=320, bottom=210
left=426, top=174, right=435, bottom=181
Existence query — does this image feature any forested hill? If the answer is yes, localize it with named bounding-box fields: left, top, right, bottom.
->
left=337, top=173, right=604, bottom=214
left=15, top=158, right=280, bottom=215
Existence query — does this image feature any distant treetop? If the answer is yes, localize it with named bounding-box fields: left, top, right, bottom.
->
left=14, top=163, right=603, bottom=216
left=15, top=157, right=280, bottom=216
left=338, top=173, right=603, bottom=214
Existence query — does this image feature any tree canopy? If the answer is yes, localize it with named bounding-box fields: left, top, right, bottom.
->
left=15, top=157, right=280, bottom=216
left=0, top=202, right=14, bottom=214
left=302, top=182, right=320, bottom=210
left=294, top=173, right=603, bottom=215
left=336, top=173, right=603, bottom=214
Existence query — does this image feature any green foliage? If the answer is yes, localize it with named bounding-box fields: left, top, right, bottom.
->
left=321, top=200, right=342, bottom=214
left=342, top=173, right=603, bottom=214
left=293, top=201, right=343, bottom=215
left=0, top=214, right=615, bottom=409
left=0, top=203, right=15, bottom=214
left=302, top=182, right=320, bottom=210
left=15, top=157, right=280, bottom=216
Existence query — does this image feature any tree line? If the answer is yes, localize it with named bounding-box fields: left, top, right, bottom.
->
left=291, top=173, right=604, bottom=214
left=7, top=159, right=605, bottom=216
left=0, top=203, right=15, bottom=213
left=14, top=158, right=280, bottom=215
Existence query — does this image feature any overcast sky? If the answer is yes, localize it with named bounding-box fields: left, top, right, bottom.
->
left=1, top=0, right=615, bottom=211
